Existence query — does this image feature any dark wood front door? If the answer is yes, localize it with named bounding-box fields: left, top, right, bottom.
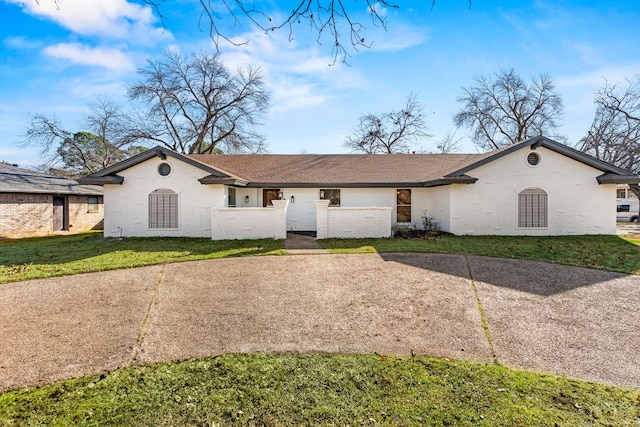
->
left=53, top=196, right=68, bottom=231
left=263, top=189, right=280, bottom=207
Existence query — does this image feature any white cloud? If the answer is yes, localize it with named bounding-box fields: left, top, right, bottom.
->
left=3, top=35, right=42, bottom=50
left=6, top=0, right=168, bottom=42
left=556, top=64, right=640, bottom=89
left=42, top=42, right=135, bottom=71
left=366, top=24, right=428, bottom=52
left=220, top=30, right=367, bottom=113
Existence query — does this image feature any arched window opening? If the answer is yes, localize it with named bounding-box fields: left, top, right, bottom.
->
left=518, top=188, right=547, bottom=228
left=149, top=188, right=178, bottom=228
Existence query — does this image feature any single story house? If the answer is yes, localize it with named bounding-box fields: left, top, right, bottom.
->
left=78, top=136, right=640, bottom=239
left=0, top=163, right=104, bottom=239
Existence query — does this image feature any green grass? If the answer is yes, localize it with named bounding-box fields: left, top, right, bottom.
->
left=1, top=353, right=638, bottom=426
left=0, top=232, right=285, bottom=284
left=319, top=235, right=640, bottom=274
left=2, top=233, right=640, bottom=284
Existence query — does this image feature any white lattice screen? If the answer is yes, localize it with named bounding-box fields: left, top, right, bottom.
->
left=149, top=188, right=178, bottom=228
left=518, top=188, right=547, bottom=228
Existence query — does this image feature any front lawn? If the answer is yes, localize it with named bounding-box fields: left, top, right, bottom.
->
left=1, top=353, right=638, bottom=426
left=320, top=234, right=640, bottom=275
left=2, top=233, right=640, bottom=284
left=0, top=233, right=285, bottom=284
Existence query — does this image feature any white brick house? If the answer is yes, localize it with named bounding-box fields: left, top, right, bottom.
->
left=79, top=136, right=640, bottom=239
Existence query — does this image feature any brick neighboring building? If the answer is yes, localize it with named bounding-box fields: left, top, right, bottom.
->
left=0, top=163, right=104, bottom=239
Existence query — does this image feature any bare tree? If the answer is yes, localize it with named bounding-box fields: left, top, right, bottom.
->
left=435, top=131, right=463, bottom=153
left=128, top=50, right=270, bottom=155
left=577, top=77, right=640, bottom=198
left=20, top=97, right=144, bottom=175
left=454, top=68, right=564, bottom=151
left=344, top=93, right=431, bottom=154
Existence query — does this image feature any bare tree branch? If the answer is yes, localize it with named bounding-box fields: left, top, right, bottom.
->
left=577, top=76, right=640, bottom=198
left=142, top=0, right=399, bottom=63
left=20, top=97, right=146, bottom=175
left=128, top=50, right=270, bottom=154
left=344, top=92, right=431, bottom=153
left=436, top=130, right=463, bottom=153
left=453, top=68, right=564, bottom=151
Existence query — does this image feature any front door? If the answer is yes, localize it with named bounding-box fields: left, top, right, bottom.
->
left=53, top=196, right=68, bottom=231
left=263, top=189, right=280, bottom=207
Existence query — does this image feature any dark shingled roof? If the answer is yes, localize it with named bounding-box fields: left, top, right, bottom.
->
left=0, top=164, right=103, bottom=195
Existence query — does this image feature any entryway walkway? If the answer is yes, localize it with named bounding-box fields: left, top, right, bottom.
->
left=285, top=232, right=329, bottom=254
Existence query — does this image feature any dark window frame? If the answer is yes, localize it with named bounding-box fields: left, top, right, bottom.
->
left=320, top=189, right=341, bottom=206
left=87, top=196, right=99, bottom=213
left=396, top=189, right=411, bottom=223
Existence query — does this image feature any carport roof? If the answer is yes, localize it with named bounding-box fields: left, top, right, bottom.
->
left=0, top=163, right=103, bottom=195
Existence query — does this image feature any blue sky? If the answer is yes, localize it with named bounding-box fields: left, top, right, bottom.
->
left=1, top=0, right=639, bottom=167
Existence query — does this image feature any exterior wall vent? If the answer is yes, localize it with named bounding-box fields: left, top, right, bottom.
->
left=158, top=162, right=172, bottom=176
left=526, top=152, right=541, bottom=166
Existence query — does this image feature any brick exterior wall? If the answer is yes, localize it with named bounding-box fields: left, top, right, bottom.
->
left=0, top=193, right=103, bottom=239
left=211, top=200, right=289, bottom=240
left=103, top=158, right=225, bottom=238
left=449, top=146, right=617, bottom=235
left=316, top=200, right=392, bottom=239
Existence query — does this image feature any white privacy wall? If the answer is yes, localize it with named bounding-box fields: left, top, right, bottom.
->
left=103, top=158, right=224, bottom=238
left=448, top=147, right=617, bottom=235
left=315, top=200, right=392, bottom=238
left=212, top=200, right=288, bottom=240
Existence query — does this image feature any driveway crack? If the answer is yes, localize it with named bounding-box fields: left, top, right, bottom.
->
left=464, top=254, right=499, bottom=365
left=127, top=263, right=166, bottom=366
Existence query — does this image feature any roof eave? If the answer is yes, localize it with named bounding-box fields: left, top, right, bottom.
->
left=422, top=176, right=478, bottom=187
left=596, top=174, right=640, bottom=185
left=243, top=182, right=428, bottom=188
left=77, top=175, right=124, bottom=185
left=198, top=176, right=249, bottom=186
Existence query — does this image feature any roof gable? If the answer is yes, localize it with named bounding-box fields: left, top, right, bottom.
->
left=77, top=146, right=235, bottom=185
left=447, top=136, right=639, bottom=183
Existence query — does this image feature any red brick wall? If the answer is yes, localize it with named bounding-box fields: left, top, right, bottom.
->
left=0, top=193, right=103, bottom=239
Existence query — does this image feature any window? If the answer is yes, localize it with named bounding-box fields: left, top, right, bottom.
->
left=87, top=196, right=99, bottom=212
left=228, top=187, right=236, bottom=207
left=617, top=189, right=627, bottom=199
left=320, top=189, right=341, bottom=206
left=526, top=151, right=541, bottom=166
left=617, top=204, right=630, bottom=213
left=158, top=162, right=172, bottom=177
left=149, top=188, right=178, bottom=228
left=518, top=188, right=547, bottom=228
left=397, top=189, right=411, bottom=223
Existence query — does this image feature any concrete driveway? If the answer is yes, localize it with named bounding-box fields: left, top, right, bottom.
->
left=1, top=253, right=639, bottom=392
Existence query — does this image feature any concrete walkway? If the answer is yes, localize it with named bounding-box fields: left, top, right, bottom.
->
left=1, top=253, right=639, bottom=392
left=284, top=232, right=329, bottom=254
